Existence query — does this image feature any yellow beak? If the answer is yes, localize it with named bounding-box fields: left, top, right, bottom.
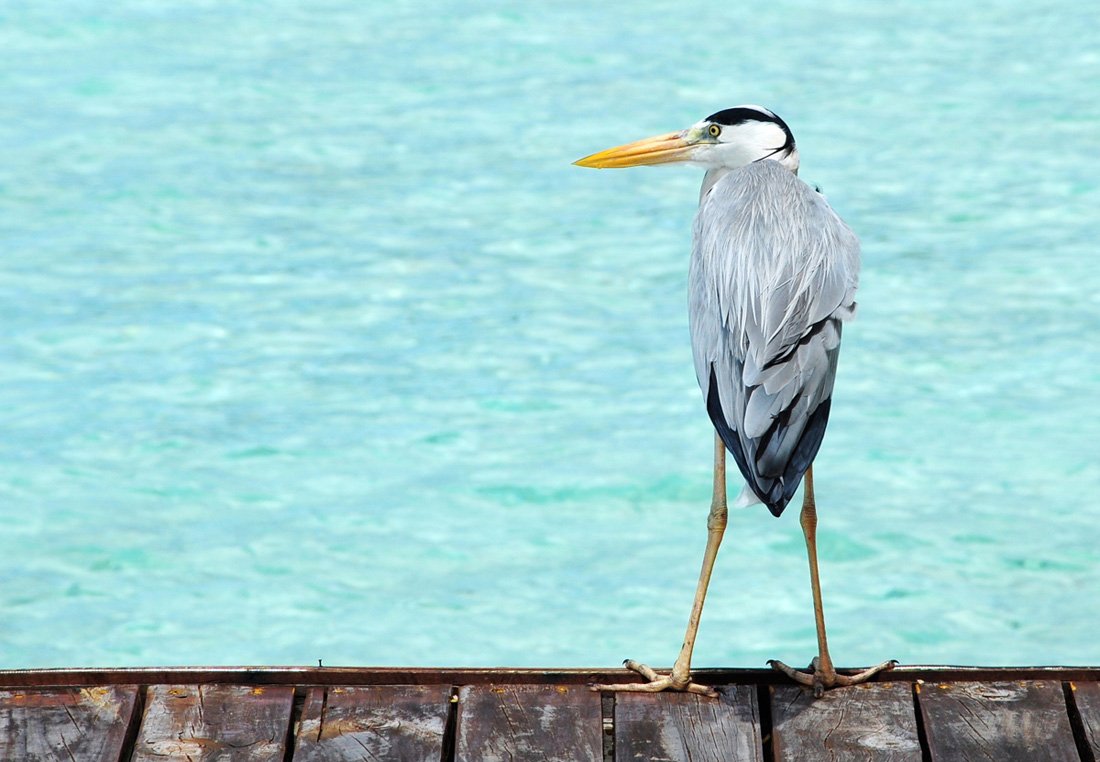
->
left=573, top=131, right=697, bottom=168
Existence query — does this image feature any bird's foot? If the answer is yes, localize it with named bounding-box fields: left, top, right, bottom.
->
left=589, top=659, right=719, bottom=698
left=768, top=656, right=898, bottom=698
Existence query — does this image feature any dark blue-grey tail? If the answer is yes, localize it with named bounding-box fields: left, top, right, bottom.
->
left=706, top=367, right=832, bottom=517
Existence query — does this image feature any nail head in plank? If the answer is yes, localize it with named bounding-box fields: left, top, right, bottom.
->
left=1072, top=681, right=1100, bottom=757
left=456, top=683, right=602, bottom=762
left=131, top=684, right=294, bottom=761
left=919, top=680, right=1078, bottom=762
left=771, top=682, right=922, bottom=762
left=614, top=684, right=763, bottom=762
left=0, top=686, right=138, bottom=762
left=292, top=685, right=450, bottom=761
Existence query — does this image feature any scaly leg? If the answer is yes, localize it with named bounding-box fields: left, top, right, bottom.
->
left=591, top=433, right=728, bottom=698
left=769, top=465, right=896, bottom=697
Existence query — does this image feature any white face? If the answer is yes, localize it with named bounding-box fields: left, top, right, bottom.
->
left=683, top=110, right=799, bottom=173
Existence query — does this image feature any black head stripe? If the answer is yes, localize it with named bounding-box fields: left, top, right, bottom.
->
left=704, top=106, right=795, bottom=152
left=705, top=106, right=776, bottom=126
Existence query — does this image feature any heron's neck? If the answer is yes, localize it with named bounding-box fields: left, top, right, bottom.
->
left=699, top=156, right=801, bottom=204
left=699, top=169, right=730, bottom=203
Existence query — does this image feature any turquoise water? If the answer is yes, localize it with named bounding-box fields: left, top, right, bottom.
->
left=1, top=1, right=1098, bottom=671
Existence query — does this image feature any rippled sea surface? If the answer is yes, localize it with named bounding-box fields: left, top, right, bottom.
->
left=1, top=1, right=1098, bottom=669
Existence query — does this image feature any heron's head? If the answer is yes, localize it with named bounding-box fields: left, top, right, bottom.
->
left=574, top=105, right=798, bottom=174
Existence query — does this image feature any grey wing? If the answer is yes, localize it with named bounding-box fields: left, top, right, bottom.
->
left=689, top=162, right=860, bottom=516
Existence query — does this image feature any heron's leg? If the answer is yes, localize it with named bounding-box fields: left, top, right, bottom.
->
left=769, top=466, right=896, bottom=697
left=590, top=432, right=727, bottom=698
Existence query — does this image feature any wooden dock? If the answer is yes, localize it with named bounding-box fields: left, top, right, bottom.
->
left=2, top=665, right=1100, bottom=760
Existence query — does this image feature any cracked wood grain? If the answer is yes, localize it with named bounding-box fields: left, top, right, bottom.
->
left=918, top=680, right=1077, bottom=762
left=614, top=684, right=763, bottom=762
left=771, top=682, right=921, bottom=761
left=131, top=684, right=294, bottom=761
left=291, top=685, right=450, bottom=761
left=0, top=686, right=138, bottom=762
left=455, top=684, right=602, bottom=762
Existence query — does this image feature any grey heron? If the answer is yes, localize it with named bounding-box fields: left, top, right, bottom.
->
left=575, top=106, right=895, bottom=697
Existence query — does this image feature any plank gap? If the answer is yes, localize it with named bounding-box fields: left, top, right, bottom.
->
left=1064, top=682, right=1096, bottom=762
left=757, top=683, right=774, bottom=762
left=600, top=692, right=614, bottom=762
left=119, top=684, right=146, bottom=762
left=912, top=682, right=932, bottom=762
left=320, top=684, right=330, bottom=746
left=282, top=687, right=307, bottom=762
left=440, top=685, right=458, bottom=762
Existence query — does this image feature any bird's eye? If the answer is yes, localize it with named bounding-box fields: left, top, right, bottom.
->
left=708, top=124, right=722, bottom=138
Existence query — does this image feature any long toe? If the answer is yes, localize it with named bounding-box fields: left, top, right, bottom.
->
left=589, top=660, right=719, bottom=698
left=833, top=659, right=899, bottom=687
left=769, top=658, right=897, bottom=697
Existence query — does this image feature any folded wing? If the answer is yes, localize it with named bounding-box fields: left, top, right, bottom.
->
left=689, top=161, right=860, bottom=516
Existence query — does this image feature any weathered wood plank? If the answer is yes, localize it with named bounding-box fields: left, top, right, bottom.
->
left=1072, top=681, right=1100, bottom=757
left=456, top=684, right=602, bottom=762
left=131, top=684, right=294, bottom=761
left=771, top=682, right=922, bottom=761
left=614, top=684, right=762, bottom=761
left=291, top=684, right=450, bottom=761
left=5, top=665, right=1100, bottom=690
left=0, top=686, right=138, bottom=762
left=919, top=680, right=1077, bottom=761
